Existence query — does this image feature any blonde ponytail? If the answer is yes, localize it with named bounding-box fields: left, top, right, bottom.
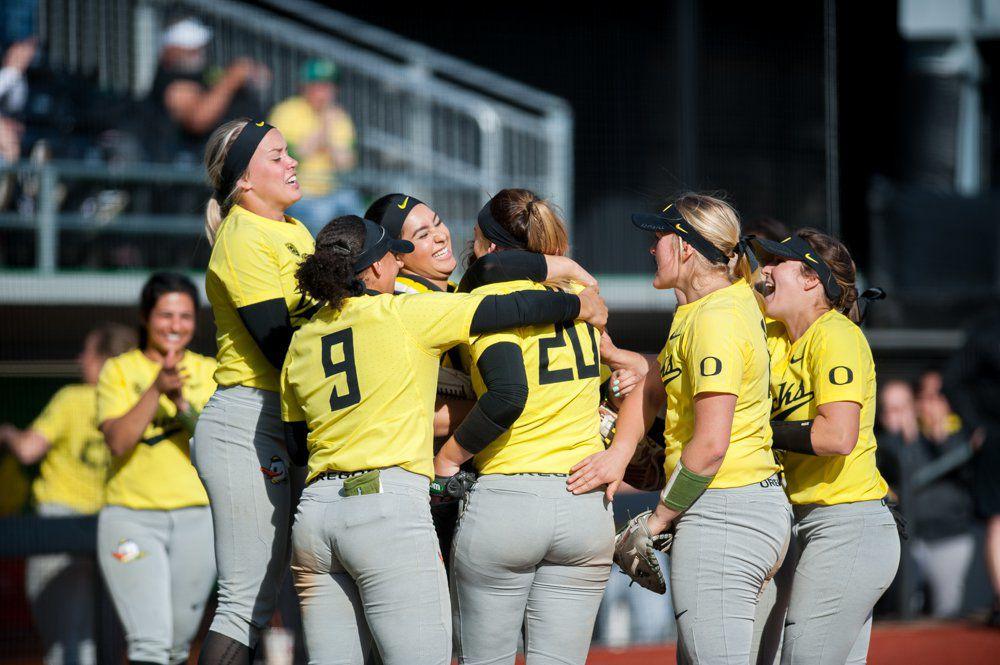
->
left=203, top=119, right=250, bottom=246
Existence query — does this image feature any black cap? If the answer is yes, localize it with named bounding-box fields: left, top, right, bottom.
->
left=751, top=235, right=843, bottom=301
left=353, top=218, right=414, bottom=273
left=631, top=203, right=729, bottom=265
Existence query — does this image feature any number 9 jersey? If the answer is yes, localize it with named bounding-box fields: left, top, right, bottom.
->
left=767, top=309, right=888, bottom=505
left=280, top=291, right=490, bottom=482
left=466, top=279, right=604, bottom=475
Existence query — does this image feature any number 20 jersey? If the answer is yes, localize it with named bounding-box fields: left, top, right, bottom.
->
left=466, top=279, right=604, bottom=475
left=280, top=291, right=487, bottom=483
left=767, top=309, right=888, bottom=505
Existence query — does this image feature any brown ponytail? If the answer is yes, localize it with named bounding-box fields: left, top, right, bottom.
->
left=796, top=228, right=861, bottom=323
left=489, top=188, right=569, bottom=256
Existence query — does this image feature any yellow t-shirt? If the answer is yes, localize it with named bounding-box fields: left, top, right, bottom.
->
left=96, top=349, right=216, bottom=510
left=658, top=280, right=779, bottom=488
left=281, top=291, right=487, bottom=482
left=268, top=97, right=356, bottom=197
left=767, top=309, right=888, bottom=505
left=466, top=280, right=604, bottom=474
left=30, top=384, right=109, bottom=513
left=207, top=205, right=318, bottom=392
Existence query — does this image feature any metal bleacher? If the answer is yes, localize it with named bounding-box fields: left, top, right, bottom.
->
left=0, top=0, right=573, bottom=302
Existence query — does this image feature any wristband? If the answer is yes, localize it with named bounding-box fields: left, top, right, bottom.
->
left=660, top=461, right=714, bottom=512
left=770, top=420, right=816, bottom=455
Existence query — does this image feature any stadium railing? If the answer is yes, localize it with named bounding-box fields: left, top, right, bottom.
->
left=26, top=0, right=573, bottom=258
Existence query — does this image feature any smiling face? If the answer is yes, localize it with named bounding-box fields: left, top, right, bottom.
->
left=399, top=204, right=457, bottom=280
left=761, top=257, right=821, bottom=321
left=240, top=128, right=300, bottom=211
left=143, top=292, right=196, bottom=355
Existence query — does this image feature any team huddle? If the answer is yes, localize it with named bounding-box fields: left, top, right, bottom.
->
left=8, top=117, right=901, bottom=665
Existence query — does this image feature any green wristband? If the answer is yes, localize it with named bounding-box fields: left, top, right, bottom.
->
left=661, top=462, right=714, bottom=512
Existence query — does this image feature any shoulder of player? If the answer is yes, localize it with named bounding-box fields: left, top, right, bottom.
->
left=469, top=279, right=540, bottom=296
left=811, top=309, right=865, bottom=347
left=47, top=383, right=91, bottom=407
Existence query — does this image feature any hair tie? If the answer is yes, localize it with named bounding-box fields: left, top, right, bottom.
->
left=856, top=287, right=886, bottom=324
left=317, top=238, right=352, bottom=255
left=733, top=235, right=760, bottom=273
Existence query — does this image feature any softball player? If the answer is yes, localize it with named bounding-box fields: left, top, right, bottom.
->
left=431, top=189, right=630, bottom=665
left=0, top=323, right=136, bottom=665
left=607, top=194, right=792, bottom=665
left=192, top=118, right=317, bottom=663
left=96, top=273, right=217, bottom=665
left=280, top=214, right=606, bottom=665
left=752, top=230, right=898, bottom=665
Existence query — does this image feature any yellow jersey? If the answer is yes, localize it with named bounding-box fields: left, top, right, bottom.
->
left=767, top=309, right=888, bottom=505
left=30, top=384, right=109, bottom=513
left=658, top=280, right=779, bottom=488
left=466, top=280, right=604, bottom=474
left=281, top=291, right=488, bottom=482
left=268, top=98, right=356, bottom=197
left=393, top=273, right=468, bottom=371
left=207, top=205, right=318, bottom=392
left=97, top=349, right=216, bottom=510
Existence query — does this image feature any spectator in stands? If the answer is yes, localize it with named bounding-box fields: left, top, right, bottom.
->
left=269, top=58, right=360, bottom=234
left=944, top=304, right=1000, bottom=626
left=0, top=323, right=137, bottom=665
left=0, top=36, right=34, bottom=166
left=147, top=17, right=268, bottom=164
left=877, top=377, right=976, bottom=618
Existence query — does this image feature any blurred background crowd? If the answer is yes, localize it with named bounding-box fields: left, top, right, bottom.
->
left=2, top=0, right=1000, bottom=661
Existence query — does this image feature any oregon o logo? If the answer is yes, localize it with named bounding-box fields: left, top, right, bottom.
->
left=700, top=356, right=722, bottom=377
left=829, top=366, right=854, bottom=385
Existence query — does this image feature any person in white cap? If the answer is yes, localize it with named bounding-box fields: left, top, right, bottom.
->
left=146, top=17, right=267, bottom=163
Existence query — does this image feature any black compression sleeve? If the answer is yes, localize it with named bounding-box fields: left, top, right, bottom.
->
left=469, top=290, right=580, bottom=335
left=454, top=343, right=528, bottom=455
left=770, top=420, right=817, bottom=455
left=237, top=298, right=293, bottom=369
left=283, top=421, right=309, bottom=466
left=458, top=251, right=548, bottom=292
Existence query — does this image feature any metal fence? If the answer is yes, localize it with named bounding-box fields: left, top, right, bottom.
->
left=11, top=0, right=572, bottom=273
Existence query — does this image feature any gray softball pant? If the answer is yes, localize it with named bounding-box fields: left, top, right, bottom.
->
left=25, top=503, right=99, bottom=665
left=291, top=466, right=451, bottom=665
left=451, top=474, right=615, bottom=665
left=779, top=500, right=900, bottom=665
left=96, top=504, right=215, bottom=664
left=191, top=385, right=306, bottom=648
left=670, top=475, right=792, bottom=665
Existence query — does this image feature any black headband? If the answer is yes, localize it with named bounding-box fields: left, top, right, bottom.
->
left=215, top=120, right=273, bottom=202
left=366, top=193, right=424, bottom=239
left=477, top=199, right=527, bottom=250
left=751, top=235, right=844, bottom=301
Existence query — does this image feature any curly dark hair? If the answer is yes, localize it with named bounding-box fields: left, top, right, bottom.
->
left=295, top=215, right=368, bottom=311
